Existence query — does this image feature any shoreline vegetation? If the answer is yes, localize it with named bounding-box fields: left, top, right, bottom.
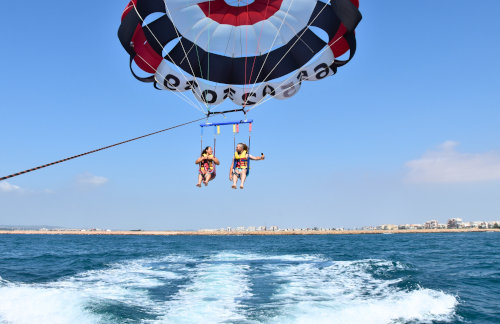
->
left=0, top=229, right=499, bottom=236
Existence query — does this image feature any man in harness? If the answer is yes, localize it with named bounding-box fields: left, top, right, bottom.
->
left=196, top=146, right=219, bottom=187
left=230, top=143, right=265, bottom=189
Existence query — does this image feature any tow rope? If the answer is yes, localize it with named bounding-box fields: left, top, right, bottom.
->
left=0, top=117, right=206, bottom=182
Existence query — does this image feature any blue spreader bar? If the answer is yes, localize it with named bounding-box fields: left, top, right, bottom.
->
left=200, top=120, right=253, bottom=127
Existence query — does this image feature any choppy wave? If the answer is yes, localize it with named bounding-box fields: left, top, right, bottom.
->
left=155, top=258, right=252, bottom=323
left=266, top=259, right=457, bottom=324
left=0, top=253, right=458, bottom=324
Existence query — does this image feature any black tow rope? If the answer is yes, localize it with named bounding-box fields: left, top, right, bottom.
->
left=0, top=117, right=206, bottom=182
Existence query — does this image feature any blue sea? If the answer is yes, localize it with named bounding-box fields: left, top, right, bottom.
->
left=0, top=233, right=499, bottom=323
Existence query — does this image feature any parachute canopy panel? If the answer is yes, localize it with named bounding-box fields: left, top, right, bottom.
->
left=118, top=0, right=362, bottom=108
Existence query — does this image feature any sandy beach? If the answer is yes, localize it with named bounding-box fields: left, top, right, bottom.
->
left=0, top=229, right=498, bottom=236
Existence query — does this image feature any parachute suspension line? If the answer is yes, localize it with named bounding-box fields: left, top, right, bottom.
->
left=199, top=120, right=217, bottom=155
left=129, top=3, right=205, bottom=114
left=260, top=0, right=333, bottom=80
left=131, top=2, right=209, bottom=113
left=159, top=0, right=212, bottom=112
left=134, top=53, right=205, bottom=114
left=233, top=125, right=236, bottom=156
left=248, top=122, right=252, bottom=155
left=213, top=125, right=217, bottom=157
left=247, top=34, right=345, bottom=112
left=193, top=2, right=209, bottom=90
left=0, top=117, right=207, bottom=182
left=207, top=0, right=211, bottom=103
left=201, top=126, right=204, bottom=155
left=122, top=2, right=135, bottom=14
left=248, top=0, right=335, bottom=108
left=248, top=50, right=332, bottom=111
left=203, top=14, right=236, bottom=114
left=194, top=47, right=205, bottom=87
left=248, top=122, right=252, bottom=173
left=245, top=0, right=297, bottom=98
left=129, top=4, right=207, bottom=114
left=243, top=2, right=250, bottom=107
left=239, top=24, right=244, bottom=96
left=247, top=0, right=331, bottom=102
left=247, top=0, right=273, bottom=93
left=200, top=27, right=235, bottom=114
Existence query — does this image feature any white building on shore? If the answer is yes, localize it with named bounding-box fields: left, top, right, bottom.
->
left=424, top=220, right=439, bottom=229
left=447, top=218, right=463, bottom=229
left=377, top=224, right=398, bottom=230
left=488, top=221, right=500, bottom=228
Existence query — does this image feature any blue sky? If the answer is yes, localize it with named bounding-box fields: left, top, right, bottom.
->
left=1, top=1, right=499, bottom=230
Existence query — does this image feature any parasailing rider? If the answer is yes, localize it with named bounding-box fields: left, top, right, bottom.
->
left=196, top=146, right=219, bottom=187
left=230, top=143, right=265, bottom=189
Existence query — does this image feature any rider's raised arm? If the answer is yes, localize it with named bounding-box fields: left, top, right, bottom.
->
left=249, top=154, right=265, bottom=160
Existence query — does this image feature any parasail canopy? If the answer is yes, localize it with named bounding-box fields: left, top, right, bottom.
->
left=118, top=0, right=362, bottom=111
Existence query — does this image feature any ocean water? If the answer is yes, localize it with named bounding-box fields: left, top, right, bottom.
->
left=0, top=233, right=499, bottom=324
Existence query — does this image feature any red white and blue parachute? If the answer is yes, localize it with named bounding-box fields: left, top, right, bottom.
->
left=0, top=0, right=362, bottom=182
left=118, top=0, right=361, bottom=110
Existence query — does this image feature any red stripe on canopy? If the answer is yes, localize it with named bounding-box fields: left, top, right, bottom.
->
left=121, top=0, right=138, bottom=21
left=131, top=24, right=163, bottom=73
left=198, top=0, right=283, bottom=26
left=329, top=0, right=359, bottom=57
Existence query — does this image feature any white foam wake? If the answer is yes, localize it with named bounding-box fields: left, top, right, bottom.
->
left=155, top=252, right=252, bottom=323
left=0, top=255, right=192, bottom=324
left=0, top=254, right=459, bottom=324
left=266, top=259, right=458, bottom=324
left=0, top=285, right=103, bottom=324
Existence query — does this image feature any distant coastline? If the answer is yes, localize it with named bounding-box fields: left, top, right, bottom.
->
left=0, top=229, right=498, bottom=236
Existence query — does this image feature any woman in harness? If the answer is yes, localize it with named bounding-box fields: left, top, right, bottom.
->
left=230, top=143, right=265, bottom=189
left=196, top=146, right=220, bottom=187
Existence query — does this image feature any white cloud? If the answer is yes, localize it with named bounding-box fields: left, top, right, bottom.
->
left=406, top=141, right=500, bottom=183
left=77, top=173, right=109, bottom=186
left=0, top=181, right=22, bottom=192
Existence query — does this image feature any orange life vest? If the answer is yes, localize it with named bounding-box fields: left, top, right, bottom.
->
left=234, top=150, right=248, bottom=169
left=200, top=154, right=215, bottom=173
